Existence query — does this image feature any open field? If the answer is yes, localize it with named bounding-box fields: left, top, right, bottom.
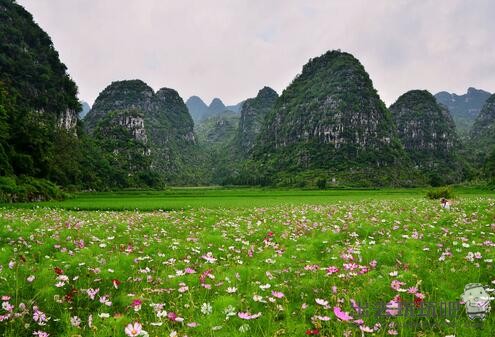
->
left=0, top=189, right=494, bottom=336
left=1, top=187, right=492, bottom=211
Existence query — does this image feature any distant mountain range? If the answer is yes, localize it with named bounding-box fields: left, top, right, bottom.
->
left=435, top=87, right=492, bottom=135
left=79, top=101, right=91, bottom=119
left=186, top=96, right=244, bottom=123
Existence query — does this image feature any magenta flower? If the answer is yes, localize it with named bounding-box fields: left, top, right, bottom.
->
left=131, top=299, right=142, bottom=312
left=167, top=311, right=178, bottom=321
left=333, top=306, right=353, bottom=321
left=326, top=266, right=339, bottom=275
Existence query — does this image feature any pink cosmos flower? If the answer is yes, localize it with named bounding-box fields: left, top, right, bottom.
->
left=201, top=252, right=217, bottom=263
left=272, top=291, right=284, bottom=298
left=333, top=306, right=353, bottom=321
left=407, top=287, right=418, bottom=294
left=33, top=307, right=49, bottom=325
left=343, top=263, right=358, bottom=271
left=167, top=311, right=178, bottom=321
left=32, top=331, right=49, bottom=337
left=390, top=280, right=405, bottom=291
left=125, top=322, right=142, bottom=336
left=386, top=296, right=401, bottom=316
left=350, top=299, right=362, bottom=314
left=238, top=312, right=262, bottom=320
left=131, top=299, right=142, bottom=312
left=326, top=266, right=339, bottom=275
left=304, top=264, right=320, bottom=271
left=360, top=325, right=374, bottom=333
left=86, top=288, right=99, bottom=300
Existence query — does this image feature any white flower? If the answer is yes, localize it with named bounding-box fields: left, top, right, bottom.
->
left=226, top=287, right=237, bottom=293
left=253, top=295, right=266, bottom=303
left=239, top=323, right=250, bottom=333
left=224, top=305, right=237, bottom=319
left=315, top=298, right=329, bottom=306
left=201, top=302, right=212, bottom=315
left=70, top=316, right=81, bottom=327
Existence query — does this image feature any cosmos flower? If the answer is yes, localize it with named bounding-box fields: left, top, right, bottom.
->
left=124, top=322, right=142, bottom=337
left=333, top=306, right=353, bottom=321
left=238, top=312, right=262, bottom=320
left=315, top=298, right=329, bottom=307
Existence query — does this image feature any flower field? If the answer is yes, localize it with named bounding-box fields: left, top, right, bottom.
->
left=0, top=196, right=494, bottom=336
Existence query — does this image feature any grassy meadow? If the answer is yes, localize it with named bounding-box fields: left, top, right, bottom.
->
left=0, top=188, right=494, bottom=336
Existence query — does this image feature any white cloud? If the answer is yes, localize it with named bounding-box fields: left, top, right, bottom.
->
left=17, top=0, right=495, bottom=106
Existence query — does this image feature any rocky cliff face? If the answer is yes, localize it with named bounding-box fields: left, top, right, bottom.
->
left=84, top=80, right=154, bottom=132
left=86, top=80, right=201, bottom=183
left=254, top=50, right=412, bottom=186
left=471, top=94, right=495, bottom=149
left=0, top=0, right=81, bottom=182
left=58, top=108, right=79, bottom=131
left=196, top=111, right=239, bottom=147
left=435, top=87, right=491, bottom=135
left=390, top=90, right=462, bottom=184
left=236, top=86, right=278, bottom=155
left=93, top=108, right=152, bottom=183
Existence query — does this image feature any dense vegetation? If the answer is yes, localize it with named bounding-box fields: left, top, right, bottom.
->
left=0, top=0, right=81, bottom=182
left=251, top=51, right=418, bottom=187
left=389, top=90, right=464, bottom=186
left=1, top=0, right=494, bottom=199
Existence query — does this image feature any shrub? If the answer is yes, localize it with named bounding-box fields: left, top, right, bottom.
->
left=0, top=176, right=67, bottom=203
left=426, top=186, right=453, bottom=200
left=316, top=178, right=327, bottom=190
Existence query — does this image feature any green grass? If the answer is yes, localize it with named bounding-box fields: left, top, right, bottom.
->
left=1, top=186, right=491, bottom=211
left=0, top=189, right=494, bottom=336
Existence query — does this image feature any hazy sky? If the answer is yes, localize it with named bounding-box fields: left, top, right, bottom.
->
left=17, top=0, right=495, bottom=107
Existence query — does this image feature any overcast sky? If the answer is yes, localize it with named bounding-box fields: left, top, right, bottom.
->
left=17, top=0, right=495, bottom=107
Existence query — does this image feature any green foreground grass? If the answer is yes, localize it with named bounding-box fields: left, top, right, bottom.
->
left=0, top=188, right=494, bottom=337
